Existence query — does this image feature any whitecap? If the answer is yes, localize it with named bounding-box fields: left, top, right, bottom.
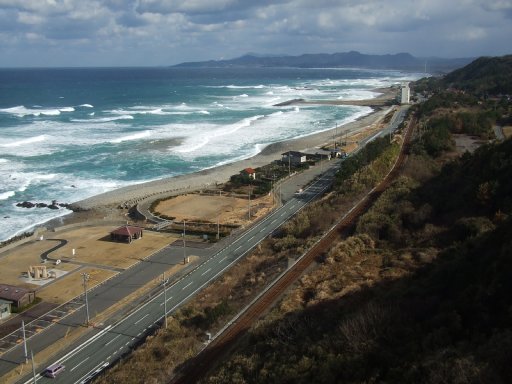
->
left=59, top=107, right=75, bottom=112
left=110, top=130, right=151, bottom=143
left=198, top=110, right=210, bottom=115
left=0, top=191, right=15, bottom=200
left=79, top=104, right=94, bottom=108
left=0, top=135, right=47, bottom=148
left=71, top=115, right=133, bottom=123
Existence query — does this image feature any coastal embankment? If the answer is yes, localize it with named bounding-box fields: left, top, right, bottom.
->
left=73, top=98, right=395, bottom=213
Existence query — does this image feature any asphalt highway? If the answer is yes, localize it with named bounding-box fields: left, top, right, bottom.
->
left=14, top=159, right=340, bottom=384
left=9, top=105, right=409, bottom=383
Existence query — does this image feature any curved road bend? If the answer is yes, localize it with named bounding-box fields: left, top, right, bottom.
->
left=8, top=161, right=339, bottom=384
left=10, top=107, right=410, bottom=383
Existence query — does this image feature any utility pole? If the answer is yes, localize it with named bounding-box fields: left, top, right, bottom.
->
left=216, top=214, right=220, bottom=240
left=248, top=191, right=251, bottom=219
left=22, top=320, right=28, bottom=363
left=183, top=220, right=186, bottom=262
left=162, top=273, right=168, bottom=329
left=31, top=350, right=36, bottom=384
left=81, top=272, right=90, bottom=326
left=288, top=152, right=291, bottom=176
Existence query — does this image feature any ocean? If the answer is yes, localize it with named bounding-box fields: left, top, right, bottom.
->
left=0, top=66, right=421, bottom=242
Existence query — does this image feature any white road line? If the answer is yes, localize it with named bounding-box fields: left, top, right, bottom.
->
left=281, top=212, right=286, bottom=217
left=201, top=268, right=211, bottom=276
left=105, top=334, right=121, bottom=346
left=134, top=313, right=149, bottom=325
left=159, top=296, right=173, bottom=306
left=182, top=281, right=193, bottom=290
left=271, top=219, right=277, bottom=225
left=234, top=245, right=242, bottom=252
left=218, top=256, right=227, bottom=263
left=70, top=356, right=90, bottom=372
left=248, top=235, right=255, bottom=241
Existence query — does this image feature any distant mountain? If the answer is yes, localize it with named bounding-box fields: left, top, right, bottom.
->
left=441, top=55, right=512, bottom=94
left=172, top=51, right=473, bottom=73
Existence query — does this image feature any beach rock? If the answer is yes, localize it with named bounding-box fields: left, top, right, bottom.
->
left=36, top=203, right=48, bottom=208
left=48, top=203, right=59, bottom=210
left=17, top=201, right=35, bottom=208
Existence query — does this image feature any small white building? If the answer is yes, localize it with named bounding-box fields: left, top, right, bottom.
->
left=401, top=82, right=410, bottom=104
left=0, top=299, right=12, bottom=320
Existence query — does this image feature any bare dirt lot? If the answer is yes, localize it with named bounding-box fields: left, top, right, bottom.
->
left=453, top=134, right=488, bottom=154
left=154, top=193, right=274, bottom=226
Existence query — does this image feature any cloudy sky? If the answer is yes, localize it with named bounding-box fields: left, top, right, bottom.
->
left=0, top=0, right=511, bottom=67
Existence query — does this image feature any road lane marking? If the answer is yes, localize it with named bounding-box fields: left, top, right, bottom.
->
left=182, top=281, right=193, bottom=290
left=248, top=235, right=255, bottom=241
left=105, top=334, right=122, bottom=346
left=218, top=256, right=227, bottom=263
left=159, top=296, right=173, bottom=306
left=270, top=219, right=277, bottom=225
left=134, top=313, right=149, bottom=325
left=234, top=245, right=242, bottom=252
left=70, top=356, right=90, bottom=372
left=201, top=268, right=211, bottom=276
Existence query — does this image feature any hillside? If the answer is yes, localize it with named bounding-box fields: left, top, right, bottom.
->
left=203, top=60, right=512, bottom=383
left=172, top=51, right=472, bottom=72
left=442, top=55, right=512, bottom=94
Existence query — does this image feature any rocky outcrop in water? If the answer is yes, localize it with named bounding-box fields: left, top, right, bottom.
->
left=16, top=200, right=72, bottom=210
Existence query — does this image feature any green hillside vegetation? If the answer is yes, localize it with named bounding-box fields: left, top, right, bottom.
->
left=204, top=58, right=512, bottom=384
left=442, top=55, right=512, bottom=95
left=90, top=56, right=512, bottom=384
left=206, top=137, right=512, bottom=384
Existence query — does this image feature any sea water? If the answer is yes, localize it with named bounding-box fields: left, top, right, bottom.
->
left=0, top=67, right=421, bottom=241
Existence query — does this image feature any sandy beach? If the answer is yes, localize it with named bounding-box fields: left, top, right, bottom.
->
left=72, top=101, right=395, bottom=213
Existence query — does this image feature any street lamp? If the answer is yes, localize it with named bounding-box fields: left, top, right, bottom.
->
left=162, top=273, right=168, bottom=329
left=81, top=273, right=90, bottom=326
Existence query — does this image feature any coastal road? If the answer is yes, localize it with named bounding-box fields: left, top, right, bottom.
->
left=14, top=159, right=340, bottom=384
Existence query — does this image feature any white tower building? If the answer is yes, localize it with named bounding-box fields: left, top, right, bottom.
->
left=400, top=82, right=410, bottom=104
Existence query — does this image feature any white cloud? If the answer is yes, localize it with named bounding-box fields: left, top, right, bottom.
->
left=0, top=0, right=510, bottom=66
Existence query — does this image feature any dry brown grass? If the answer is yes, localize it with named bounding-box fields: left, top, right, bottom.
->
left=154, top=193, right=274, bottom=226
left=36, top=267, right=116, bottom=304
left=503, top=126, right=512, bottom=138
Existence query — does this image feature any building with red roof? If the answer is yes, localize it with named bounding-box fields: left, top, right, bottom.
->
left=110, top=225, right=144, bottom=243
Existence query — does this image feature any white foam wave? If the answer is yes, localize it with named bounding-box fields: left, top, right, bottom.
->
left=198, top=110, right=210, bottom=115
left=0, top=191, right=15, bottom=200
left=0, top=105, right=75, bottom=117
left=110, top=130, right=151, bottom=143
left=71, top=115, right=134, bottom=123
left=0, top=135, right=47, bottom=148
left=175, top=115, right=264, bottom=154
left=79, top=104, right=94, bottom=108
left=209, top=84, right=267, bottom=89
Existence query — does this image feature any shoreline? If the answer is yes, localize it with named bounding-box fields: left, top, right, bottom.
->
left=73, top=104, right=393, bottom=212
left=5, top=88, right=398, bottom=237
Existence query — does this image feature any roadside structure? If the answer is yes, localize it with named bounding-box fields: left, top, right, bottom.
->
left=110, top=225, right=144, bottom=243
left=242, top=168, right=257, bottom=180
left=0, top=284, right=36, bottom=309
left=281, top=151, right=307, bottom=165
